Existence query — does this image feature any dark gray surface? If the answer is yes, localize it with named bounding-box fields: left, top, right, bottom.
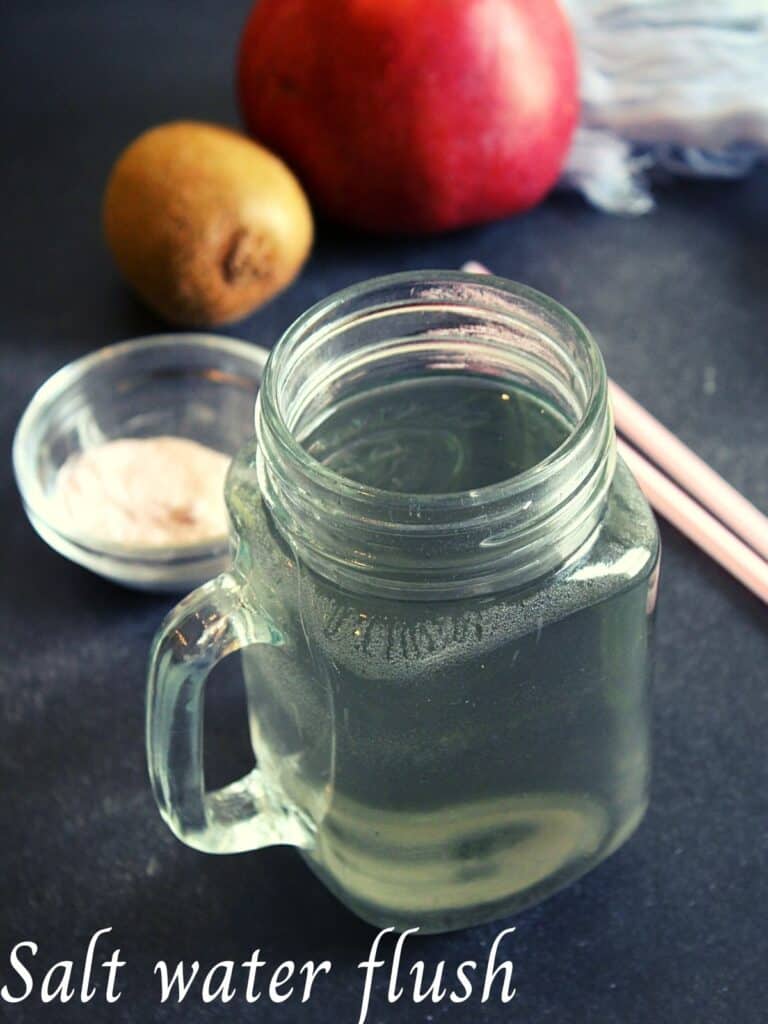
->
left=2, top=2, right=767, bottom=1022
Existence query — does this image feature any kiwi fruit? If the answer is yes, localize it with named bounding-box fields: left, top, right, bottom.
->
left=103, top=121, right=313, bottom=325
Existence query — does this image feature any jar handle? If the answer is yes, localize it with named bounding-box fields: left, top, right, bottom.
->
left=146, top=571, right=310, bottom=854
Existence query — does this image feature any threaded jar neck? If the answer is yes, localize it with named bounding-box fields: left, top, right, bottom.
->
left=253, top=272, right=615, bottom=600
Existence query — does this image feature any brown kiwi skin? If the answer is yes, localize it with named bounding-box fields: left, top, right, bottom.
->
left=103, top=121, right=314, bottom=326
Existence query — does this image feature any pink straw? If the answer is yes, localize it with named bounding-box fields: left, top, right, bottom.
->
left=609, top=379, right=768, bottom=561
left=461, top=260, right=768, bottom=604
left=618, top=439, right=768, bottom=604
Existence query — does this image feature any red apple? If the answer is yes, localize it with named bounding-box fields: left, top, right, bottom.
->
left=237, top=0, right=578, bottom=234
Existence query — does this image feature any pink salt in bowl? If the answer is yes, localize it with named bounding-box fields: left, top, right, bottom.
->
left=12, top=333, right=268, bottom=591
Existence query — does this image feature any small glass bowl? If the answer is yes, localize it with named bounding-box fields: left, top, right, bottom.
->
left=13, top=334, right=268, bottom=592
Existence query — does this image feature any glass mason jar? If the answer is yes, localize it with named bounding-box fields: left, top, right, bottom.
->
left=147, top=272, right=660, bottom=934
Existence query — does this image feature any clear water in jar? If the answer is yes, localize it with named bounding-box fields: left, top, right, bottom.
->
left=234, top=373, right=657, bottom=931
left=301, top=375, right=571, bottom=493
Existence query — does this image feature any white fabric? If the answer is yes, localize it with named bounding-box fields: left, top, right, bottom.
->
left=560, top=0, right=768, bottom=212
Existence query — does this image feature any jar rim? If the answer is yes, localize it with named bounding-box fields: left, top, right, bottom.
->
left=252, top=270, right=615, bottom=598
left=259, top=270, right=608, bottom=511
